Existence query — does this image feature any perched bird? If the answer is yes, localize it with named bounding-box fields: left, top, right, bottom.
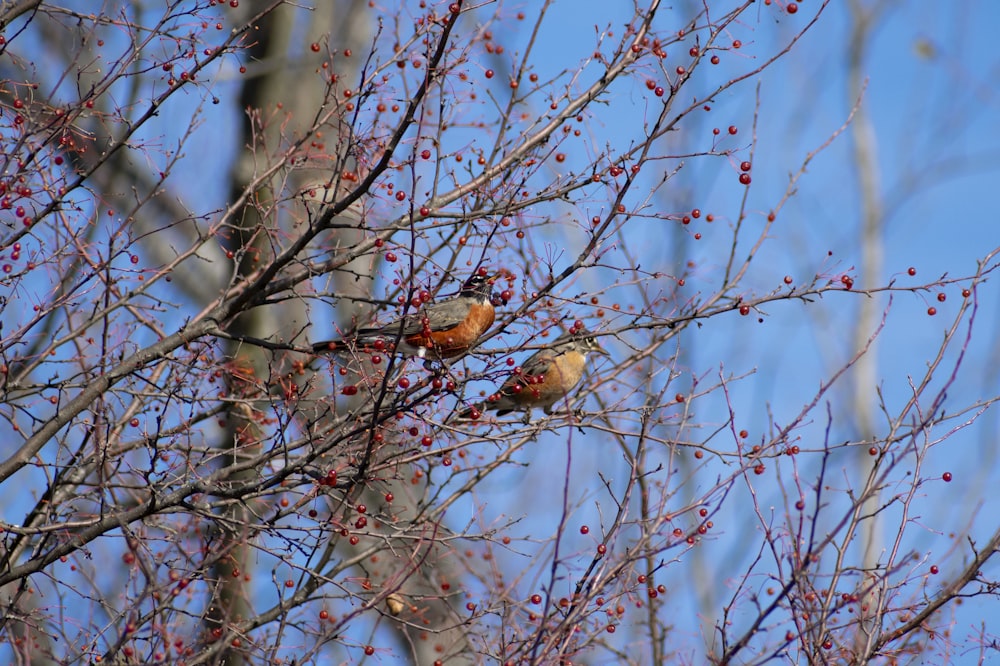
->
left=456, top=327, right=610, bottom=420
left=312, top=272, right=500, bottom=359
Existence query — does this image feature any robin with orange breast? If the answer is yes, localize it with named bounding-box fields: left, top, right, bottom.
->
left=312, top=271, right=501, bottom=360
left=455, top=326, right=610, bottom=420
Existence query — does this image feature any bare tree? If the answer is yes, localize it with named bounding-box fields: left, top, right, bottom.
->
left=1, top=1, right=999, bottom=664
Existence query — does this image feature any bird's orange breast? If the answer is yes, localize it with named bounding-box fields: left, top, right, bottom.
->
left=506, top=350, right=588, bottom=407
left=405, top=301, right=495, bottom=357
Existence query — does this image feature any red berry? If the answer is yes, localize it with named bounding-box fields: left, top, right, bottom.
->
left=907, top=267, right=916, bottom=276
left=942, top=472, right=952, bottom=482
left=787, top=2, right=798, bottom=13
left=739, top=173, right=751, bottom=185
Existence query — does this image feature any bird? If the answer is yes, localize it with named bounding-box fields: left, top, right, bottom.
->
left=455, top=326, right=610, bottom=420
left=312, top=272, right=501, bottom=360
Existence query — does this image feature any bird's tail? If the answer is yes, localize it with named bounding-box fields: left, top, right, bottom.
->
left=452, top=402, right=485, bottom=422
left=311, top=338, right=351, bottom=354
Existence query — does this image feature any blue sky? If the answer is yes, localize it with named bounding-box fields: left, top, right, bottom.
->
left=453, top=0, right=1000, bottom=660
left=4, top=0, right=1000, bottom=662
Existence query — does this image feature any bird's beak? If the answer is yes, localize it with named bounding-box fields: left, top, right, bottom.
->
left=486, top=272, right=507, bottom=306
left=592, top=339, right=611, bottom=357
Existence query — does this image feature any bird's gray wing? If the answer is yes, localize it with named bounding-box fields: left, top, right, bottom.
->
left=501, top=348, right=558, bottom=390
left=361, top=298, right=469, bottom=337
